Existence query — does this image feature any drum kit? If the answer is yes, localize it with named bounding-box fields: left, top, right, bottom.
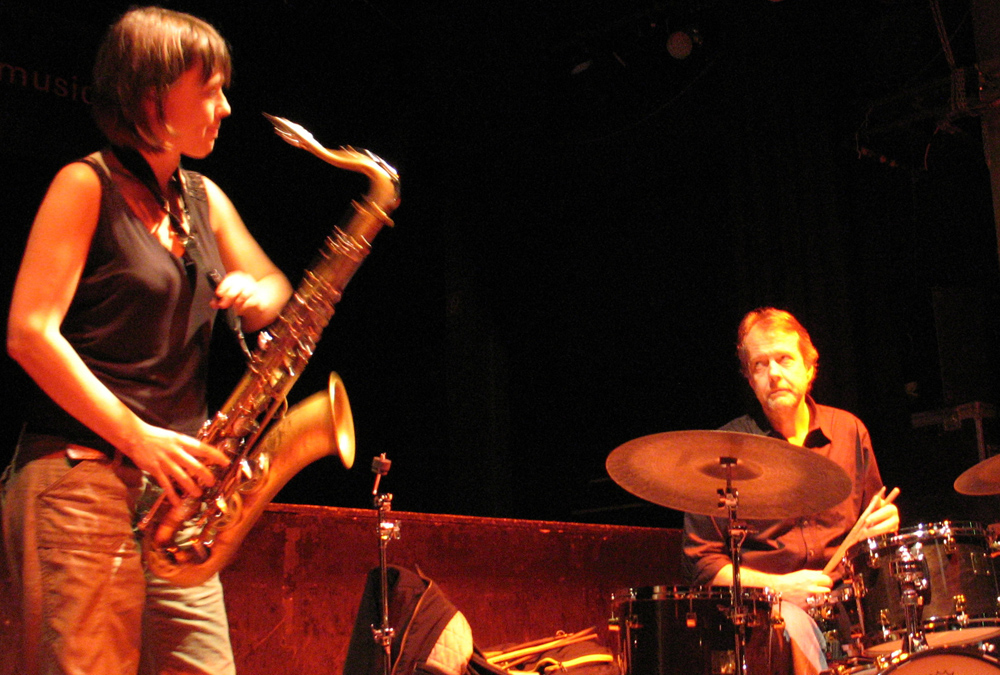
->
left=605, top=430, right=1000, bottom=675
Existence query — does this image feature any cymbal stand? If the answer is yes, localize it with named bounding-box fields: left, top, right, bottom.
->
left=718, top=456, right=750, bottom=675
left=890, top=543, right=929, bottom=655
left=371, top=453, right=400, bottom=675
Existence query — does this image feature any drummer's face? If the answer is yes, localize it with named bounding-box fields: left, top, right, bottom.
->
left=743, top=325, right=815, bottom=415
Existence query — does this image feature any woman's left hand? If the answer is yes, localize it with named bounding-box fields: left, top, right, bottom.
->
left=211, top=270, right=267, bottom=316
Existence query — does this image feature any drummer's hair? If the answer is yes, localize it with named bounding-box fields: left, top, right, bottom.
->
left=736, top=307, right=819, bottom=378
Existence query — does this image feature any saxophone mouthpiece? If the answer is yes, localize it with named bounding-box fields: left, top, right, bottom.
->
left=262, top=112, right=316, bottom=148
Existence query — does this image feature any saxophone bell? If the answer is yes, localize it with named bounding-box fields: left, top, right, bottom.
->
left=143, top=372, right=356, bottom=586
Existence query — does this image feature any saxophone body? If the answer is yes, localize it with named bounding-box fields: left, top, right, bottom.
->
left=139, top=115, right=401, bottom=587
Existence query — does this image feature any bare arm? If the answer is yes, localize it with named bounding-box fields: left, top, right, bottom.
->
left=204, top=176, right=293, bottom=332
left=7, top=163, right=228, bottom=504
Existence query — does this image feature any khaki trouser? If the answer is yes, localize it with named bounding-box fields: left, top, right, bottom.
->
left=1, top=444, right=235, bottom=675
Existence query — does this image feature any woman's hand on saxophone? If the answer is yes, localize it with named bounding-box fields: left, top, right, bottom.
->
left=211, top=270, right=281, bottom=320
left=122, top=422, right=231, bottom=506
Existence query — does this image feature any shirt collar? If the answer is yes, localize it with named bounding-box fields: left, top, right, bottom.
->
left=750, top=395, right=833, bottom=448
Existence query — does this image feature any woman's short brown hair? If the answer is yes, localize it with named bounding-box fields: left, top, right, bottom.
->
left=91, top=6, right=232, bottom=152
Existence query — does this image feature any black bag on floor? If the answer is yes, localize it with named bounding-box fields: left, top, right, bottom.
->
left=343, top=565, right=475, bottom=675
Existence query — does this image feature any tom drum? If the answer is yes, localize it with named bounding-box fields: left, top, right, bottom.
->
left=846, top=521, right=1000, bottom=655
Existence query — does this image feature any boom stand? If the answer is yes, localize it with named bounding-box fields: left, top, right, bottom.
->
left=718, top=456, right=751, bottom=675
left=371, top=453, right=400, bottom=675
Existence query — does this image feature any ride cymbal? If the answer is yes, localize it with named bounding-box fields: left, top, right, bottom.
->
left=606, top=430, right=852, bottom=519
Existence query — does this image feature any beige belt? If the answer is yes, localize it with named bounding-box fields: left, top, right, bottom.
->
left=35, top=444, right=109, bottom=462
left=66, top=444, right=109, bottom=461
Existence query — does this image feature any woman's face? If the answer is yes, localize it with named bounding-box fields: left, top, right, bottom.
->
left=157, top=64, right=231, bottom=158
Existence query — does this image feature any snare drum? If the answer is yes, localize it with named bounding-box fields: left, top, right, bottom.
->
left=846, top=521, right=1000, bottom=655
left=609, top=586, right=788, bottom=675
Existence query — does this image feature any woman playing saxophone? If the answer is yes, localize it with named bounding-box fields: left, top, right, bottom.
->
left=1, top=7, right=292, bottom=674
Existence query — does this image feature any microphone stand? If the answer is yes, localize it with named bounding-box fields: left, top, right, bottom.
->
left=370, top=453, right=399, bottom=675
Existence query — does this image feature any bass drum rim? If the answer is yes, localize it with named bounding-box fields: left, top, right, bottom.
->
left=878, top=647, right=1000, bottom=673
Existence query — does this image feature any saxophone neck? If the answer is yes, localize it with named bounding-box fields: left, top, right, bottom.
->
left=263, top=113, right=400, bottom=221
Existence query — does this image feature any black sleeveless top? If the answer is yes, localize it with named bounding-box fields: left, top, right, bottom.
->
left=21, top=148, right=227, bottom=454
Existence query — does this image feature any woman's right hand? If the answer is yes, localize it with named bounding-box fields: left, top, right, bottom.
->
left=121, top=423, right=231, bottom=506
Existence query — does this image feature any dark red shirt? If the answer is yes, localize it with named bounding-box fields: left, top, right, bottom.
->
left=683, top=398, right=885, bottom=586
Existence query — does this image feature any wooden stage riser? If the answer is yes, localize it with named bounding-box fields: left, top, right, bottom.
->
left=0, top=504, right=683, bottom=675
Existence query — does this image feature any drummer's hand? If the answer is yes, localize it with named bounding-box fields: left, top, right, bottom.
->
left=860, top=488, right=900, bottom=540
left=771, top=570, right=833, bottom=609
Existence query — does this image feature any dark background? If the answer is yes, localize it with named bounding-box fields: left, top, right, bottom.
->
left=1, top=0, right=998, bottom=530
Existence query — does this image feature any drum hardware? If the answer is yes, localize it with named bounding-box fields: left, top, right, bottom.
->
left=865, top=538, right=880, bottom=569
left=808, top=586, right=864, bottom=665
left=718, top=456, right=754, bottom=675
left=943, top=527, right=956, bottom=555
left=874, top=609, right=893, bottom=646
left=609, top=586, right=786, bottom=675
left=889, top=543, right=930, bottom=654
left=685, top=611, right=697, bottom=628
left=603, top=427, right=852, bottom=668
left=370, top=453, right=399, bottom=675
left=874, top=646, right=1000, bottom=673
left=846, top=521, right=1000, bottom=656
left=954, top=594, right=969, bottom=626
left=606, top=431, right=851, bottom=675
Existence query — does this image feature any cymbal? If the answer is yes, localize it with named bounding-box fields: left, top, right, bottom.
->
left=954, top=454, right=1000, bottom=495
left=606, top=430, right=852, bottom=519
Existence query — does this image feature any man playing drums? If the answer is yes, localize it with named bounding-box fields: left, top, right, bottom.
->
left=684, top=308, right=900, bottom=675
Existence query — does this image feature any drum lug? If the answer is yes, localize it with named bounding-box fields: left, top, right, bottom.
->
left=954, top=594, right=969, bottom=626
left=939, top=520, right=958, bottom=555
left=624, top=615, right=643, bottom=631
left=878, top=608, right=892, bottom=629
left=866, top=538, right=880, bottom=568
left=852, top=574, right=867, bottom=599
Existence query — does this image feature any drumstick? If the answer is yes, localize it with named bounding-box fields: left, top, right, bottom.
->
left=822, top=486, right=899, bottom=576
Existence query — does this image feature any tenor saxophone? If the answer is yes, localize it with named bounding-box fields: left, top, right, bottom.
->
left=138, top=114, right=401, bottom=587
